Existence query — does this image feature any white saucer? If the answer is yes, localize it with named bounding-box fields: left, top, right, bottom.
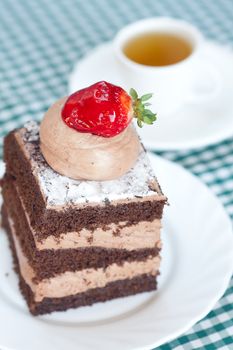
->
left=0, top=154, right=233, bottom=350
left=69, top=41, right=233, bottom=150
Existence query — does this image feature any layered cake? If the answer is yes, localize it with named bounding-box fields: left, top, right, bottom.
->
left=1, top=81, right=167, bottom=315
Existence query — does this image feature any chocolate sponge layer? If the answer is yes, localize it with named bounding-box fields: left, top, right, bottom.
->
left=22, top=273, right=157, bottom=316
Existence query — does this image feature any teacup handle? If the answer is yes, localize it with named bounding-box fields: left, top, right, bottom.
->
left=187, top=59, right=222, bottom=103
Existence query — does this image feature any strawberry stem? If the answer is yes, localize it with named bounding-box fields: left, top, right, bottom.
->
left=129, top=88, right=157, bottom=128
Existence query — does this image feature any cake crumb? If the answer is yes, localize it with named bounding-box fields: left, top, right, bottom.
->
left=104, top=198, right=110, bottom=205
left=112, top=228, right=121, bottom=237
left=148, top=180, right=159, bottom=193
left=87, top=235, right=93, bottom=244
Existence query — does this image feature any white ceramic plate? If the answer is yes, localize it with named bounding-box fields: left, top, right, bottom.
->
left=69, top=41, right=233, bottom=150
left=0, top=154, right=233, bottom=350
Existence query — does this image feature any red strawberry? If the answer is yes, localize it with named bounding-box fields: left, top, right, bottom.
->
left=62, top=81, right=156, bottom=137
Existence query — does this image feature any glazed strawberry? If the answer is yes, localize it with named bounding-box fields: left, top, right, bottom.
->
left=62, top=81, right=156, bottom=137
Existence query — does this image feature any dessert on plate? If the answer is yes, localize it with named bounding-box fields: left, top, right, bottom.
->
left=1, top=81, right=167, bottom=315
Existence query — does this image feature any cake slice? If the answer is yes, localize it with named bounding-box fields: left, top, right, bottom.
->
left=1, top=81, right=167, bottom=315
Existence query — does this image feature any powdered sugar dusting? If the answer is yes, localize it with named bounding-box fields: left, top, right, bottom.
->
left=24, top=121, right=39, bottom=142
left=22, top=122, right=162, bottom=208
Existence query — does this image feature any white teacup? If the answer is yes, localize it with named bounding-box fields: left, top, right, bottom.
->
left=114, top=17, right=221, bottom=116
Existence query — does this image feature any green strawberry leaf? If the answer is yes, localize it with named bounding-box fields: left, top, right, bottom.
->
left=130, top=88, right=157, bottom=128
left=143, top=116, right=154, bottom=124
left=141, top=93, right=153, bottom=102
left=129, top=88, right=138, bottom=100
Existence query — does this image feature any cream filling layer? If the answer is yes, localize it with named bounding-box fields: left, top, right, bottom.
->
left=37, top=220, right=161, bottom=250
left=10, top=217, right=160, bottom=302
left=17, top=187, right=161, bottom=251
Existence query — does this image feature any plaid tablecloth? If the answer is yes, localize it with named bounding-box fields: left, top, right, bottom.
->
left=0, top=0, right=233, bottom=349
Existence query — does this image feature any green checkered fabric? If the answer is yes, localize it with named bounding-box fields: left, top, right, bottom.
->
left=0, top=0, right=233, bottom=348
